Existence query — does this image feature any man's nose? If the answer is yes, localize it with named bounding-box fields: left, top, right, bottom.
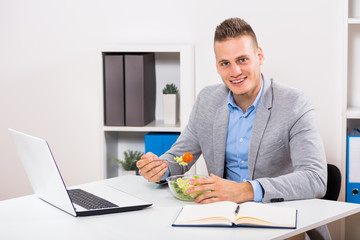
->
left=230, top=63, right=242, bottom=76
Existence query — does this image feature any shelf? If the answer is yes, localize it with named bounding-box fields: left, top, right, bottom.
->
left=102, top=44, right=193, bottom=53
left=101, top=44, right=195, bottom=179
left=101, top=44, right=194, bottom=131
left=104, top=120, right=181, bottom=132
left=347, top=108, right=360, bottom=119
left=348, top=18, right=360, bottom=24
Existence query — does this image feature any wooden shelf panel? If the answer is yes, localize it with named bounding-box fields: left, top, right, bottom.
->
left=101, top=44, right=193, bottom=53
left=104, top=120, right=182, bottom=132
left=347, top=108, right=360, bottom=119
left=348, top=18, right=360, bottom=24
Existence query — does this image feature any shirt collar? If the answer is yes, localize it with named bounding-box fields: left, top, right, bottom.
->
left=227, top=75, right=264, bottom=114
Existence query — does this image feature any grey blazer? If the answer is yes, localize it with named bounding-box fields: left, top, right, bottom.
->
left=162, top=76, right=327, bottom=203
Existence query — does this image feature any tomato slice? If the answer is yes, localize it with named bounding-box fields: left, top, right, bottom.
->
left=182, top=152, right=193, bottom=163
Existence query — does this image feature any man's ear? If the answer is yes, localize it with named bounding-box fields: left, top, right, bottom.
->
left=257, top=47, right=264, bottom=66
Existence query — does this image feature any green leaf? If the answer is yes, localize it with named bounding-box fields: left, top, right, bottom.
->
left=162, top=83, right=179, bottom=94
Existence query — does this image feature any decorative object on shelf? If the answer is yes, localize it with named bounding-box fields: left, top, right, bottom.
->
left=163, top=83, right=179, bottom=125
left=162, top=83, right=178, bottom=94
left=113, top=150, right=144, bottom=175
left=103, top=52, right=156, bottom=127
left=145, top=132, right=180, bottom=157
left=124, top=53, right=156, bottom=126
left=103, top=54, right=125, bottom=126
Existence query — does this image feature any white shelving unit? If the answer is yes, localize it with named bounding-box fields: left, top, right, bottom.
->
left=100, top=45, right=195, bottom=178
left=343, top=0, right=360, bottom=173
left=345, top=2, right=360, bottom=111
left=343, top=1, right=360, bottom=239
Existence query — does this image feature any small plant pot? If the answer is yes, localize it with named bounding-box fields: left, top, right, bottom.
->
left=122, top=170, right=137, bottom=175
left=163, top=93, right=178, bottom=124
left=118, top=166, right=137, bottom=176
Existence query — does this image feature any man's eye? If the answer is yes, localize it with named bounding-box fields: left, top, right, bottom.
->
left=221, top=62, right=229, bottom=67
left=239, top=58, right=246, bottom=63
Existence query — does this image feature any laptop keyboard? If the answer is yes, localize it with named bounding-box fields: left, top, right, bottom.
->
left=68, top=189, right=119, bottom=210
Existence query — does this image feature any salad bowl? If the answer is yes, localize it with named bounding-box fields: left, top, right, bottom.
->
left=166, top=175, right=208, bottom=201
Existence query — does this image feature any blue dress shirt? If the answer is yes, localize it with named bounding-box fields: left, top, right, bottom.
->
left=225, top=79, right=264, bottom=202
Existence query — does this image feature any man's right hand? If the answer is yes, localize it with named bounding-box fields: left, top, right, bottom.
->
left=136, top=152, right=168, bottom=182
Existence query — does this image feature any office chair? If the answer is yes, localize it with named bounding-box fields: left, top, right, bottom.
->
left=306, top=164, right=342, bottom=240
left=322, top=164, right=341, bottom=201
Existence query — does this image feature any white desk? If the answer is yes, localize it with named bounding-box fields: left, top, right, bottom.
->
left=1, top=175, right=359, bottom=240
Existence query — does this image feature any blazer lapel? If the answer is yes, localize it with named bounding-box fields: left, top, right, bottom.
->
left=212, top=98, right=229, bottom=178
left=248, top=77, right=273, bottom=179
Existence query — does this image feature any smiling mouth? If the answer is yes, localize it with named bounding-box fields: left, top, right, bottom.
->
left=230, top=77, right=247, bottom=84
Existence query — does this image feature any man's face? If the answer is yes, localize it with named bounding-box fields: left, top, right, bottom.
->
left=215, top=35, right=264, bottom=106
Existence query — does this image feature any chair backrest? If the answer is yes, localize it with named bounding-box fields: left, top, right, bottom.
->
left=322, top=164, right=341, bottom=201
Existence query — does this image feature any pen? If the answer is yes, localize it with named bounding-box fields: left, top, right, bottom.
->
left=235, top=205, right=240, bottom=216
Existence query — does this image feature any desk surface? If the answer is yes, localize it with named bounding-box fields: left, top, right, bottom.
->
left=1, top=175, right=359, bottom=240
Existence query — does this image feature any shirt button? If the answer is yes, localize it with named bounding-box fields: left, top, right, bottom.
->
left=243, top=179, right=247, bottom=182
left=241, top=116, right=245, bottom=118
left=241, top=160, right=245, bottom=164
left=240, top=138, right=243, bottom=142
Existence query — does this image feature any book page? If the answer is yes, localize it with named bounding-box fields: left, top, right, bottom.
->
left=173, top=201, right=238, bottom=226
left=235, top=202, right=296, bottom=228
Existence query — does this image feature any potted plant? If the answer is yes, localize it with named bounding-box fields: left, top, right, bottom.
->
left=113, top=150, right=144, bottom=175
left=162, top=83, right=179, bottom=124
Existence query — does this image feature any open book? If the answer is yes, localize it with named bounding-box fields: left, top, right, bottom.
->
left=172, top=201, right=297, bottom=229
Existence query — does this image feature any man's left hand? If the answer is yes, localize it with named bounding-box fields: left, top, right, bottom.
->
left=186, top=173, right=254, bottom=204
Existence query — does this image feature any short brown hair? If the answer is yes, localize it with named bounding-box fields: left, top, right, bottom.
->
left=214, top=18, right=258, bottom=47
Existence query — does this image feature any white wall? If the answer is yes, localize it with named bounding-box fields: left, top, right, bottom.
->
left=0, top=0, right=348, bottom=238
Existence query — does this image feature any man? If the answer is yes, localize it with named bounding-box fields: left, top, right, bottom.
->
left=137, top=18, right=329, bottom=238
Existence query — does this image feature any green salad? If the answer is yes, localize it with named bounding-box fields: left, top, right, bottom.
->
left=170, top=176, right=204, bottom=200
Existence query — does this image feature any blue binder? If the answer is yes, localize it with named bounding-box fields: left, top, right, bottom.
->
left=145, top=132, right=180, bottom=157
left=346, top=135, right=360, bottom=203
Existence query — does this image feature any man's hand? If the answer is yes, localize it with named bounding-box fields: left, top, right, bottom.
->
left=186, top=173, right=254, bottom=204
left=136, top=152, right=168, bottom=182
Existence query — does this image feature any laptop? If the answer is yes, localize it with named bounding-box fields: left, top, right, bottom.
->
left=9, top=128, right=152, bottom=217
